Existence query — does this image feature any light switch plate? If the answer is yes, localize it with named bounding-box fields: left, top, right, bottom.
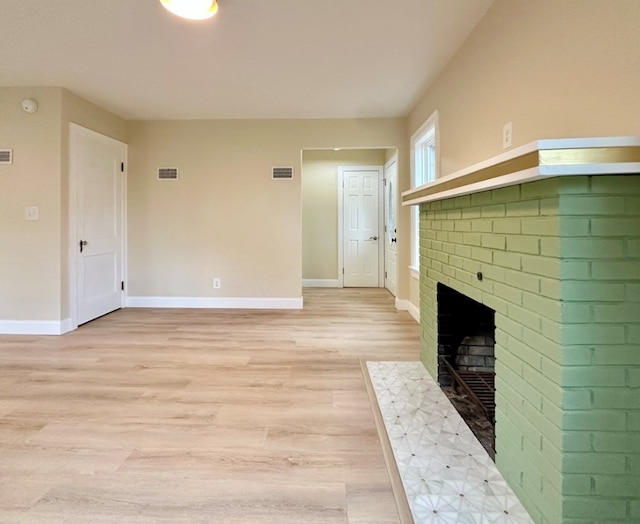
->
left=25, top=206, right=40, bottom=221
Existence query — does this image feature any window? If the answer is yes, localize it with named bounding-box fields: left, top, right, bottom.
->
left=410, top=110, right=439, bottom=271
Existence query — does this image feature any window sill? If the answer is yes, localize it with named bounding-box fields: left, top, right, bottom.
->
left=409, top=266, right=420, bottom=280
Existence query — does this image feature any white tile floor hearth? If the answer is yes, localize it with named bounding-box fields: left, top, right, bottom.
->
left=366, top=361, right=533, bottom=524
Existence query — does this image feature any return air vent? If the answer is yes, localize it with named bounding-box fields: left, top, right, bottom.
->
left=0, top=149, right=13, bottom=165
left=272, top=166, right=294, bottom=180
left=157, top=167, right=178, bottom=180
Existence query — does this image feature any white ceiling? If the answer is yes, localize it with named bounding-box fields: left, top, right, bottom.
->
left=0, top=0, right=493, bottom=120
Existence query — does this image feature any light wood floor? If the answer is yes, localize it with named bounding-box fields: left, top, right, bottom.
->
left=0, top=288, right=420, bottom=523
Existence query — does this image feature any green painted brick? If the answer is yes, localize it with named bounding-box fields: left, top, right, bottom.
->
left=506, top=199, right=540, bottom=217
left=563, top=365, right=626, bottom=387
left=461, top=206, right=481, bottom=219
left=559, top=176, right=591, bottom=194
left=506, top=271, right=540, bottom=294
left=493, top=218, right=522, bottom=234
left=539, top=197, right=561, bottom=217
left=563, top=474, right=592, bottom=495
left=493, top=251, right=522, bottom=270
left=594, top=474, right=640, bottom=497
left=481, top=264, right=506, bottom=284
left=470, top=191, right=492, bottom=206
left=540, top=237, right=561, bottom=257
left=492, top=185, right=522, bottom=203
left=496, top=366, right=543, bottom=409
left=483, top=293, right=508, bottom=315
left=561, top=389, right=592, bottom=410
left=521, top=217, right=559, bottom=236
left=522, top=363, right=564, bottom=403
left=627, top=239, right=640, bottom=257
left=494, top=282, right=523, bottom=306
left=593, top=304, right=640, bottom=323
left=561, top=260, right=591, bottom=280
left=591, top=175, right=640, bottom=194
left=522, top=327, right=562, bottom=366
left=522, top=179, right=561, bottom=198
left=591, top=217, right=640, bottom=237
left=441, top=198, right=456, bottom=210
left=563, top=281, right=626, bottom=302
left=523, top=293, right=561, bottom=320
left=454, top=220, right=472, bottom=232
left=592, top=387, right=640, bottom=409
left=507, top=235, right=540, bottom=255
left=540, top=277, right=561, bottom=300
left=442, top=221, right=455, bottom=232
left=482, top=234, right=506, bottom=250
left=443, top=242, right=457, bottom=255
left=462, top=232, right=482, bottom=246
left=563, top=324, right=626, bottom=345
left=471, top=246, right=493, bottom=264
left=563, top=496, right=627, bottom=519
left=629, top=412, right=640, bottom=431
left=453, top=194, right=472, bottom=207
left=633, top=499, right=640, bottom=520
left=481, top=203, right=506, bottom=218
left=561, top=303, right=593, bottom=324
left=625, top=196, right=640, bottom=214
left=560, top=218, right=591, bottom=237
left=508, top=303, right=542, bottom=332
left=562, top=430, right=592, bottom=452
left=592, top=346, right=640, bottom=366
left=592, top=260, right=640, bottom=280
left=561, top=346, right=593, bottom=366
left=562, top=238, right=626, bottom=259
left=628, top=367, right=640, bottom=387
left=561, top=195, right=626, bottom=216
left=541, top=357, right=563, bottom=385
left=446, top=209, right=462, bottom=220
left=472, top=219, right=493, bottom=232
left=629, top=325, right=640, bottom=343
left=563, top=453, right=626, bottom=475
left=592, top=432, right=640, bottom=453
left=453, top=244, right=472, bottom=258
left=523, top=256, right=560, bottom=280
left=522, top=400, right=564, bottom=447
left=541, top=318, right=562, bottom=344
left=563, top=411, right=627, bottom=432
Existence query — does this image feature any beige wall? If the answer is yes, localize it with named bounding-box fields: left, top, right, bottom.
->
left=127, top=119, right=404, bottom=300
left=0, top=87, right=63, bottom=321
left=302, top=149, right=386, bottom=281
left=405, top=0, right=640, bottom=314
left=0, top=87, right=127, bottom=324
left=409, top=0, right=640, bottom=173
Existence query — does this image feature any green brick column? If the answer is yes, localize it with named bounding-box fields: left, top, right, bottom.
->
left=559, top=176, right=640, bottom=522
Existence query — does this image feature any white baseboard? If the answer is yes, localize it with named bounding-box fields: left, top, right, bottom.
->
left=395, top=299, right=420, bottom=323
left=302, top=279, right=340, bottom=288
left=126, top=296, right=303, bottom=310
left=0, top=318, right=74, bottom=336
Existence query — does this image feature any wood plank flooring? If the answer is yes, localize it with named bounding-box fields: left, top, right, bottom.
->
left=0, top=288, right=420, bottom=523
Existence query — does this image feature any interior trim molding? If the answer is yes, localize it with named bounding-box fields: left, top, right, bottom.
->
left=126, top=296, right=304, bottom=310
left=0, top=318, right=74, bottom=336
left=302, top=279, right=340, bottom=288
left=395, top=299, right=420, bottom=323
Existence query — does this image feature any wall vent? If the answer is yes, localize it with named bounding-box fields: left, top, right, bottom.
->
left=0, top=149, right=13, bottom=165
left=157, top=167, right=178, bottom=180
left=272, top=166, right=294, bottom=180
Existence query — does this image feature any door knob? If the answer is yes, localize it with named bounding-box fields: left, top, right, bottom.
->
left=391, top=237, right=397, bottom=243
left=369, top=236, right=378, bottom=241
left=79, top=240, right=88, bottom=253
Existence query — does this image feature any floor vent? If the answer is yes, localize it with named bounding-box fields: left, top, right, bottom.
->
left=158, top=167, right=178, bottom=180
left=272, top=166, right=294, bottom=180
left=0, top=149, right=13, bottom=165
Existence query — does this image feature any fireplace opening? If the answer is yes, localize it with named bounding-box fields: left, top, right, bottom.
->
left=437, top=283, right=496, bottom=458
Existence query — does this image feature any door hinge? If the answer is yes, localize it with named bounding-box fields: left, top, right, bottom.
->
left=383, top=178, right=387, bottom=186
left=121, top=162, right=124, bottom=172
left=121, top=281, right=124, bottom=291
left=342, top=268, right=344, bottom=275
left=385, top=271, right=387, bottom=278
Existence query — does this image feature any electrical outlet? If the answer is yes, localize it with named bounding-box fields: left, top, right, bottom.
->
left=213, top=278, right=221, bottom=289
left=502, top=121, right=513, bottom=149
left=25, top=206, right=40, bottom=221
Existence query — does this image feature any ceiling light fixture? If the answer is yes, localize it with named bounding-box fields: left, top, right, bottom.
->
left=159, top=0, right=218, bottom=20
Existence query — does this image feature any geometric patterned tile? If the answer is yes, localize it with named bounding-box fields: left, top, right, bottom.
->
left=366, top=362, right=533, bottom=524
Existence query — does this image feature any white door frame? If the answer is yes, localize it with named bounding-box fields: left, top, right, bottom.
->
left=68, top=123, right=128, bottom=330
left=337, top=165, right=384, bottom=288
left=384, top=154, right=398, bottom=296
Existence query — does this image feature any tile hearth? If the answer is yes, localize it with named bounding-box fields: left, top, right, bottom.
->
left=367, top=361, right=533, bottom=524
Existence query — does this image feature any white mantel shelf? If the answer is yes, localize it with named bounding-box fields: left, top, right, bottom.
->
left=402, top=136, right=640, bottom=206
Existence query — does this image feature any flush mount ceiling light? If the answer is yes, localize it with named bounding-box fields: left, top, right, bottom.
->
left=159, top=0, right=218, bottom=20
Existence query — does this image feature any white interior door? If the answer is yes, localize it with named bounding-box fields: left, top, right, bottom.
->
left=71, top=125, right=126, bottom=325
left=384, top=158, right=398, bottom=296
left=342, top=166, right=381, bottom=287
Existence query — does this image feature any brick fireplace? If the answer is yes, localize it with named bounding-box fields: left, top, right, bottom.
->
left=402, top=138, right=640, bottom=523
